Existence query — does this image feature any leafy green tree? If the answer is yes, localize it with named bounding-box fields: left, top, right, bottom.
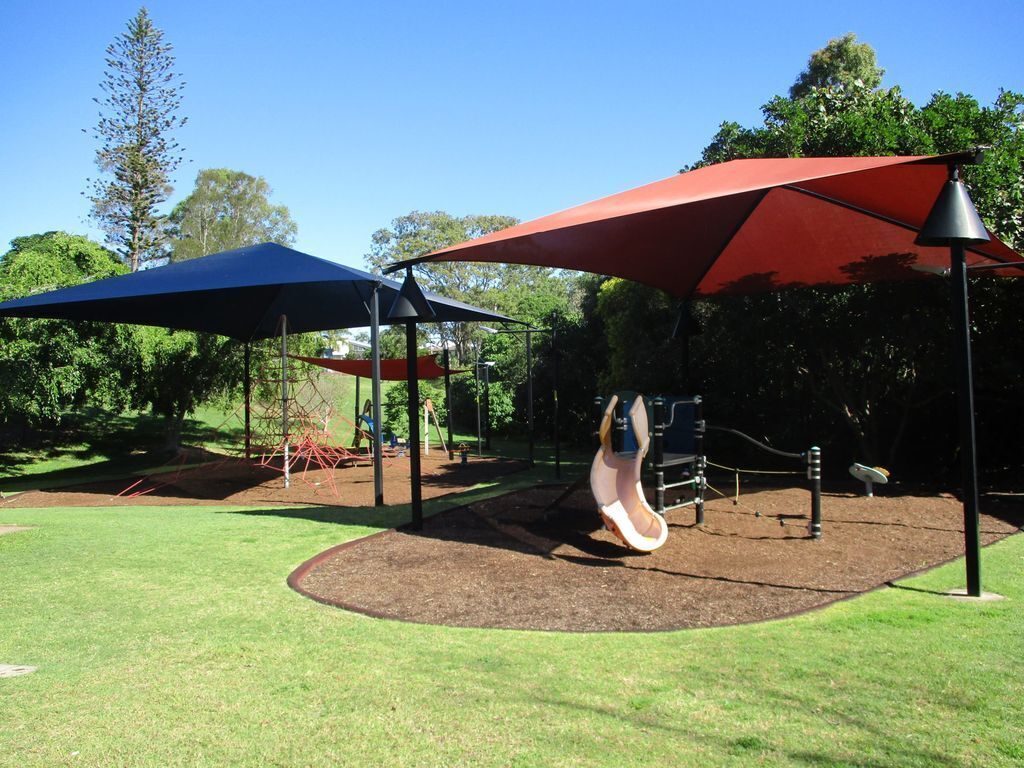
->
left=130, top=169, right=298, bottom=446
left=595, top=278, right=682, bottom=395
left=790, top=33, right=884, bottom=98
left=0, top=233, right=139, bottom=431
left=365, top=211, right=521, bottom=364
left=366, top=210, right=582, bottom=443
left=132, top=327, right=241, bottom=449
left=88, top=7, right=186, bottom=271
left=383, top=376, right=447, bottom=442
left=920, top=91, right=1024, bottom=251
left=169, top=169, right=297, bottom=261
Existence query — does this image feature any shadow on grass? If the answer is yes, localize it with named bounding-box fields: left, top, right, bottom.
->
left=216, top=504, right=413, bottom=530
left=528, top=660, right=971, bottom=766
left=216, top=467, right=549, bottom=531
left=0, top=447, right=243, bottom=496
left=529, top=686, right=962, bottom=766
left=1, top=406, right=244, bottom=489
left=883, top=581, right=951, bottom=597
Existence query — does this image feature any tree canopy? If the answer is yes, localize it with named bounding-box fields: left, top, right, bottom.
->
left=367, top=211, right=524, bottom=362
left=87, top=7, right=186, bottom=271
left=789, top=33, right=884, bottom=99
left=169, top=168, right=297, bottom=261
left=0, top=233, right=138, bottom=428
left=366, top=210, right=582, bottom=439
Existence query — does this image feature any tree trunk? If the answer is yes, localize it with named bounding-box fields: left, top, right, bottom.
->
left=163, top=409, right=188, bottom=453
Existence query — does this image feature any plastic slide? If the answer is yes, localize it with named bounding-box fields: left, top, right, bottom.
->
left=590, top=394, right=669, bottom=552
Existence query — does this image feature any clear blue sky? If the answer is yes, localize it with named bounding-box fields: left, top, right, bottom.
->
left=2, top=0, right=1021, bottom=270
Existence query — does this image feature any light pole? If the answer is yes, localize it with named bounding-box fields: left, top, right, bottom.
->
left=385, top=267, right=436, bottom=531
left=914, top=155, right=1000, bottom=597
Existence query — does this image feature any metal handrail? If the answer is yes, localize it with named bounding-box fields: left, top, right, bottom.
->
left=704, top=424, right=803, bottom=461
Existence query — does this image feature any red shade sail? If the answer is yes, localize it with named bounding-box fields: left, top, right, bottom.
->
left=400, top=154, right=1022, bottom=297
left=291, top=354, right=468, bottom=381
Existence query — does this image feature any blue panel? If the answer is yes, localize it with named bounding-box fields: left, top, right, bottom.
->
left=663, top=398, right=697, bottom=454
left=0, top=243, right=512, bottom=340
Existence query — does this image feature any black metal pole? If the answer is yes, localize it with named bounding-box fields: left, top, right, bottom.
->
left=914, top=158, right=991, bottom=595
left=951, top=242, right=982, bottom=595
left=443, top=346, right=454, bottom=460
left=370, top=285, right=384, bottom=506
left=281, top=315, right=289, bottom=489
left=652, top=397, right=666, bottom=515
left=353, top=374, right=360, bottom=445
left=475, top=361, right=482, bottom=456
left=808, top=446, right=822, bottom=539
left=243, top=342, right=251, bottom=460
left=484, top=364, right=491, bottom=451
left=406, top=320, right=423, bottom=530
left=526, top=329, right=534, bottom=467
left=693, top=396, right=705, bottom=525
left=552, top=318, right=560, bottom=479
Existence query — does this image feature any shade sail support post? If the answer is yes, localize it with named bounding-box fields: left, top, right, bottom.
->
left=243, top=342, right=252, bottom=460
left=552, top=316, right=561, bottom=479
left=370, top=284, right=384, bottom=506
left=385, top=266, right=435, bottom=530
left=353, top=375, right=361, bottom=444
left=526, top=328, right=534, bottom=467
left=951, top=241, right=982, bottom=595
left=484, top=363, right=491, bottom=451
left=280, top=315, right=289, bottom=489
left=475, top=360, right=482, bottom=456
left=443, top=346, right=454, bottom=460
left=406, top=320, right=423, bottom=529
left=915, top=160, right=991, bottom=597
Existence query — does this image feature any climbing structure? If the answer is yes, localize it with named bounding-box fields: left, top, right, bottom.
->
left=251, top=353, right=373, bottom=495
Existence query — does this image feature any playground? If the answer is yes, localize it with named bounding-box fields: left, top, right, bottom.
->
left=0, top=157, right=1019, bottom=768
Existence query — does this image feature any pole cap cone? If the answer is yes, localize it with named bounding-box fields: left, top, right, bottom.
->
left=915, top=179, right=990, bottom=246
left=387, top=268, right=436, bottom=322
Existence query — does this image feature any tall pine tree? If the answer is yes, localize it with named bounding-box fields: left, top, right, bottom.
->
left=88, top=7, right=186, bottom=271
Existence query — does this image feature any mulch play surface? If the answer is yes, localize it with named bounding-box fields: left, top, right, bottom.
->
left=3, top=451, right=528, bottom=508
left=295, top=483, right=1024, bottom=632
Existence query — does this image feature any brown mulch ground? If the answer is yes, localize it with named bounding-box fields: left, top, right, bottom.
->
left=2, top=451, right=527, bottom=508
left=296, top=483, right=1024, bottom=632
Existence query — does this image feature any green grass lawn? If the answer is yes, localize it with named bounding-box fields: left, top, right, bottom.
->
left=1, top=488, right=1022, bottom=766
